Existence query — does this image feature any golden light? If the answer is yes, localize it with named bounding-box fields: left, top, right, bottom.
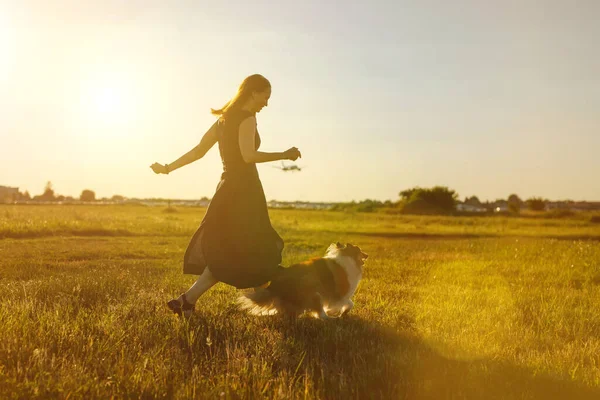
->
left=0, top=10, right=16, bottom=84
left=93, top=85, right=128, bottom=119
left=78, top=71, right=137, bottom=128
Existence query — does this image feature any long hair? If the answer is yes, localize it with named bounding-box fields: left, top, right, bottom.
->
left=211, top=74, right=271, bottom=119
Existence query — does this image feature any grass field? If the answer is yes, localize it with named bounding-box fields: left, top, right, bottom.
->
left=1, top=205, right=599, bottom=399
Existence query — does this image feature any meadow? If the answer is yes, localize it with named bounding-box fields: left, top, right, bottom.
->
left=1, top=205, right=599, bottom=399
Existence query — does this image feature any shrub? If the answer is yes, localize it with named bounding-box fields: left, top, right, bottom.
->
left=527, top=197, right=547, bottom=211
left=80, top=190, right=96, bottom=202
left=399, top=186, right=458, bottom=215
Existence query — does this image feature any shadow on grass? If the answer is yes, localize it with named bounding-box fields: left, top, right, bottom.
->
left=266, top=315, right=600, bottom=400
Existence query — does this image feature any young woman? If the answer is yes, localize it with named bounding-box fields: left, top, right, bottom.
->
left=150, top=74, right=301, bottom=317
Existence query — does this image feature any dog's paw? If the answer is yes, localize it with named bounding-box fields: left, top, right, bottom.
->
left=340, top=306, right=353, bottom=317
left=325, top=310, right=343, bottom=318
left=313, top=310, right=330, bottom=320
left=340, top=300, right=354, bottom=317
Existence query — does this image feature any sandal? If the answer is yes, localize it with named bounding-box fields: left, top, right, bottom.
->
left=167, top=293, right=195, bottom=317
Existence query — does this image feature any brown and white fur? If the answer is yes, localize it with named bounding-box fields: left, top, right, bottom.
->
left=237, top=242, right=368, bottom=319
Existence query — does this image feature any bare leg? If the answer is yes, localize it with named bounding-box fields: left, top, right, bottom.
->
left=167, top=268, right=219, bottom=317
left=183, top=267, right=219, bottom=304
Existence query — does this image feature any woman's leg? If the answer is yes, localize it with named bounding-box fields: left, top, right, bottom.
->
left=182, top=267, right=219, bottom=304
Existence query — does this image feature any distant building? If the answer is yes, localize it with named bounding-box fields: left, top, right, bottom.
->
left=268, top=200, right=334, bottom=210
left=490, top=200, right=509, bottom=213
left=456, top=203, right=488, bottom=213
left=0, top=186, right=19, bottom=202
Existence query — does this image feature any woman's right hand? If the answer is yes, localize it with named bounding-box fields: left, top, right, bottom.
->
left=283, top=147, right=301, bottom=161
left=150, top=162, right=168, bottom=174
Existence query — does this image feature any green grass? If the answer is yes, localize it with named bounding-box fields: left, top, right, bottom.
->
left=2, top=205, right=600, bottom=240
left=1, top=205, right=599, bottom=399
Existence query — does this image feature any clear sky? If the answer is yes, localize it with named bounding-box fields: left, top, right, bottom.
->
left=1, top=0, right=599, bottom=202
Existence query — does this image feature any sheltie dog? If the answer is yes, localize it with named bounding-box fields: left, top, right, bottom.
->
left=237, top=242, right=368, bottom=319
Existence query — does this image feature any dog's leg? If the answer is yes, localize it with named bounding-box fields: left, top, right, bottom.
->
left=324, top=303, right=344, bottom=318
left=318, top=309, right=330, bottom=320
left=308, top=293, right=329, bottom=320
left=341, top=299, right=354, bottom=316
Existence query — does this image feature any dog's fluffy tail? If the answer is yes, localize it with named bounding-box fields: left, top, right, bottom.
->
left=237, top=288, right=279, bottom=316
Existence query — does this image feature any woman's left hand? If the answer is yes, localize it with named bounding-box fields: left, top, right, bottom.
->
left=150, top=163, right=168, bottom=174
left=283, top=147, right=302, bottom=161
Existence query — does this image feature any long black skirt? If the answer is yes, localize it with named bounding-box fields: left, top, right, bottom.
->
left=183, top=169, right=284, bottom=289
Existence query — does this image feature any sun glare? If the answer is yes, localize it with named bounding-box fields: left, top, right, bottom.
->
left=93, top=86, right=127, bottom=118
left=79, top=72, right=136, bottom=128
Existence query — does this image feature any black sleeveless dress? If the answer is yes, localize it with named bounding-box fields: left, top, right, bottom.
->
left=183, top=109, right=284, bottom=289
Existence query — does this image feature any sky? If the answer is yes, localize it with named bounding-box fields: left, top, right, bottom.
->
left=1, top=0, right=599, bottom=202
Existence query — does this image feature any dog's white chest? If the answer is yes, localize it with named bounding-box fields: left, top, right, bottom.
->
left=332, top=255, right=361, bottom=299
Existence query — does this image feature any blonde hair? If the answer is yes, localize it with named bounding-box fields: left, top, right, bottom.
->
left=211, top=74, right=271, bottom=119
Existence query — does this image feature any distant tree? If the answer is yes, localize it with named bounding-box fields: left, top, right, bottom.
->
left=355, top=199, right=384, bottom=212
left=508, top=194, right=522, bottom=214
left=464, top=196, right=482, bottom=206
left=508, top=194, right=521, bottom=203
left=111, top=195, right=125, bottom=202
left=400, top=186, right=458, bottom=215
left=399, top=188, right=418, bottom=201
left=80, top=189, right=96, bottom=202
left=44, top=182, right=54, bottom=198
left=15, top=190, right=31, bottom=201
left=527, top=197, right=547, bottom=211
left=35, top=181, right=56, bottom=201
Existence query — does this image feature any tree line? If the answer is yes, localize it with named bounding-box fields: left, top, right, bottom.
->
left=4, top=182, right=590, bottom=216
left=331, top=186, right=568, bottom=214
left=7, top=181, right=121, bottom=203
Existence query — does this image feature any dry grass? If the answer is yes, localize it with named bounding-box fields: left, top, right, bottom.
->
left=1, top=205, right=599, bottom=399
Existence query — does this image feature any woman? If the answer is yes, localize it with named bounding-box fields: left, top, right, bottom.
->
left=150, top=74, right=301, bottom=317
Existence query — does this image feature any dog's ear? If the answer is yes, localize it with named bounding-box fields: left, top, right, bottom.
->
left=336, top=242, right=343, bottom=248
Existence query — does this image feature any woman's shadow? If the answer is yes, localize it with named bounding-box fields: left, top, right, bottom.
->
left=265, top=314, right=599, bottom=400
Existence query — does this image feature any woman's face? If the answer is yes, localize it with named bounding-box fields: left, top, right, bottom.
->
left=253, top=87, right=271, bottom=113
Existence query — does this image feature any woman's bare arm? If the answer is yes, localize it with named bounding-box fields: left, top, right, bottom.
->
left=238, top=117, right=301, bottom=163
left=150, top=120, right=219, bottom=174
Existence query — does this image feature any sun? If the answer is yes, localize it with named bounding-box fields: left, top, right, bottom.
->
left=93, top=86, right=127, bottom=118
left=79, top=72, right=136, bottom=128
